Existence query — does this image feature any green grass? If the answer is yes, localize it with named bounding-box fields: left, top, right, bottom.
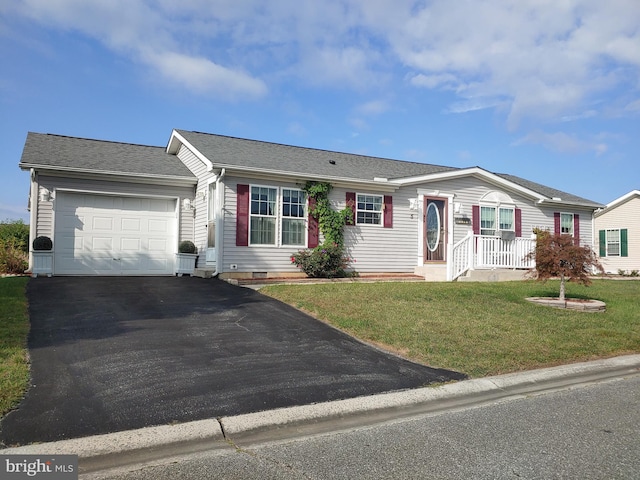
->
left=0, top=277, right=30, bottom=417
left=262, top=280, right=640, bottom=378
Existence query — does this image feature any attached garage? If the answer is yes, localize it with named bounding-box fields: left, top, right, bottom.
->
left=54, top=192, right=178, bottom=275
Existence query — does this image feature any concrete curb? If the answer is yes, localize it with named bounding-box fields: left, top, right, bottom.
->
left=2, top=355, right=639, bottom=473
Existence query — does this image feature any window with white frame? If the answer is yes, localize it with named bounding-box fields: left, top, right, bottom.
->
left=281, top=188, right=306, bottom=246
left=605, top=229, right=620, bottom=256
left=250, top=186, right=277, bottom=245
left=356, top=194, right=383, bottom=225
left=560, top=213, right=574, bottom=236
left=249, top=185, right=306, bottom=246
left=480, top=205, right=514, bottom=236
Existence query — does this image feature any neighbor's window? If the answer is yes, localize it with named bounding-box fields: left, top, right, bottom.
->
left=606, top=229, right=620, bottom=256
left=560, top=213, right=574, bottom=236
left=356, top=194, right=383, bottom=225
left=250, top=186, right=277, bottom=245
left=281, top=188, right=306, bottom=246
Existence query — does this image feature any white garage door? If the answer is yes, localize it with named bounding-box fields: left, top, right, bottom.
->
left=54, top=192, right=177, bottom=275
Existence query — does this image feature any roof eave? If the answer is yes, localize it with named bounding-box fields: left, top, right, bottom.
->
left=536, top=198, right=605, bottom=210
left=216, top=164, right=401, bottom=191
left=20, top=163, right=197, bottom=187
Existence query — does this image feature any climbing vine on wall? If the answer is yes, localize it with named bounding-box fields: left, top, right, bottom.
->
left=290, top=181, right=355, bottom=278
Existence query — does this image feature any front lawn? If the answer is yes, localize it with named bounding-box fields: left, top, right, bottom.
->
left=0, top=277, right=30, bottom=417
left=262, top=280, right=640, bottom=377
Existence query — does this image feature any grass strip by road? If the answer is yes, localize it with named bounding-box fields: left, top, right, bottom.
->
left=262, top=279, right=640, bottom=378
left=0, top=277, right=30, bottom=417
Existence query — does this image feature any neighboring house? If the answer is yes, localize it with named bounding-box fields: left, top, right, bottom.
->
left=19, top=130, right=604, bottom=281
left=594, top=190, right=640, bottom=274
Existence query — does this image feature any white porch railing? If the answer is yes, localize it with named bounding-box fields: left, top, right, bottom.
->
left=450, top=233, right=536, bottom=281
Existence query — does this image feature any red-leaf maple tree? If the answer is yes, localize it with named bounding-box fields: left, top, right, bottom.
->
left=527, top=229, right=603, bottom=301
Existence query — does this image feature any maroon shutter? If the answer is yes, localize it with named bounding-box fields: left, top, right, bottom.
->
left=308, top=197, right=319, bottom=248
left=573, top=213, right=580, bottom=245
left=383, top=195, right=393, bottom=228
left=472, top=205, right=480, bottom=235
left=515, top=208, right=522, bottom=237
left=346, top=192, right=356, bottom=226
left=554, top=212, right=561, bottom=235
left=236, top=184, right=249, bottom=246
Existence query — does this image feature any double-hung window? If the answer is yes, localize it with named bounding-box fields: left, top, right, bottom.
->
left=281, top=188, right=306, bottom=246
left=480, top=205, right=514, bottom=236
left=249, top=185, right=306, bottom=246
left=356, top=194, right=383, bottom=225
left=250, top=186, right=277, bottom=245
left=605, top=229, right=620, bottom=256
left=560, top=213, right=574, bottom=236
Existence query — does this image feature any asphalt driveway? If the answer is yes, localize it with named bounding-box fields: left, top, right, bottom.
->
left=0, top=277, right=465, bottom=446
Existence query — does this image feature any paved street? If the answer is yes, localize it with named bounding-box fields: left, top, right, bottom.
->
left=82, top=373, right=640, bottom=479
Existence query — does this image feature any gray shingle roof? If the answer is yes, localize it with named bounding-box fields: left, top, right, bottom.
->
left=20, top=132, right=196, bottom=179
left=176, top=130, right=459, bottom=181
left=177, top=130, right=602, bottom=207
left=495, top=173, right=602, bottom=207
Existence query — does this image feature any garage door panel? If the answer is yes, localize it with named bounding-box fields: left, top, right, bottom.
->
left=121, top=218, right=141, bottom=232
left=54, top=193, right=177, bottom=275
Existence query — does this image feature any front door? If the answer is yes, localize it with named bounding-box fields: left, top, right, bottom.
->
left=424, top=197, right=446, bottom=262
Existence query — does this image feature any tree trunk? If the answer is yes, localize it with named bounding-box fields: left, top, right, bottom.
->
left=559, top=273, right=566, bottom=302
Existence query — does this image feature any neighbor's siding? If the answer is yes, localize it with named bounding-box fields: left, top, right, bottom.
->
left=35, top=174, right=195, bottom=249
left=595, top=195, right=640, bottom=273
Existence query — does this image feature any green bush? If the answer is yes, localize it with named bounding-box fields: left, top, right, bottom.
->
left=178, top=240, right=197, bottom=254
left=0, top=220, right=29, bottom=274
left=0, top=220, right=29, bottom=254
left=291, top=244, right=353, bottom=278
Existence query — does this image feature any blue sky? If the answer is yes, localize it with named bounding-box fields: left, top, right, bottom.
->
left=1, top=0, right=639, bottom=223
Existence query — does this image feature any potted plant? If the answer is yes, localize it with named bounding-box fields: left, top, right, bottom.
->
left=175, top=240, right=198, bottom=276
left=32, top=235, right=54, bottom=277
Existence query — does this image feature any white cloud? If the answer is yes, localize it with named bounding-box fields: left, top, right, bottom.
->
left=143, top=50, right=267, bottom=99
left=513, top=130, right=608, bottom=156
left=6, top=0, right=640, bottom=121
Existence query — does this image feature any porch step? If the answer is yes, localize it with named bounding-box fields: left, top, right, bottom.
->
left=193, top=268, right=216, bottom=278
left=458, top=269, right=530, bottom=282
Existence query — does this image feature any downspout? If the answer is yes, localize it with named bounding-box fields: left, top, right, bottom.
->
left=28, top=169, right=38, bottom=273
left=212, top=168, right=226, bottom=277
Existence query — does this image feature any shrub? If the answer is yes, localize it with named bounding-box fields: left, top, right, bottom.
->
left=0, top=220, right=29, bottom=254
left=32, top=236, right=53, bottom=251
left=178, top=240, right=197, bottom=254
left=0, top=242, right=28, bottom=274
left=630, top=270, right=639, bottom=277
left=291, top=244, right=352, bottom=278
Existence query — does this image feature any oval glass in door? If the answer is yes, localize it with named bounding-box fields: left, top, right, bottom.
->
left=426, top=202, right=441, bottom=252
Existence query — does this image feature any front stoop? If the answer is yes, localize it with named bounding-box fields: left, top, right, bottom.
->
left=193, top=268, right=216, bottom=279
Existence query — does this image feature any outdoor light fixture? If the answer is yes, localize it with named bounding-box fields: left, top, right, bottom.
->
left=39, top=188, right=51, bottom=202
left=182, top=198, right=194, bottom=210
left=409, top=198, right=418, bottom=211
